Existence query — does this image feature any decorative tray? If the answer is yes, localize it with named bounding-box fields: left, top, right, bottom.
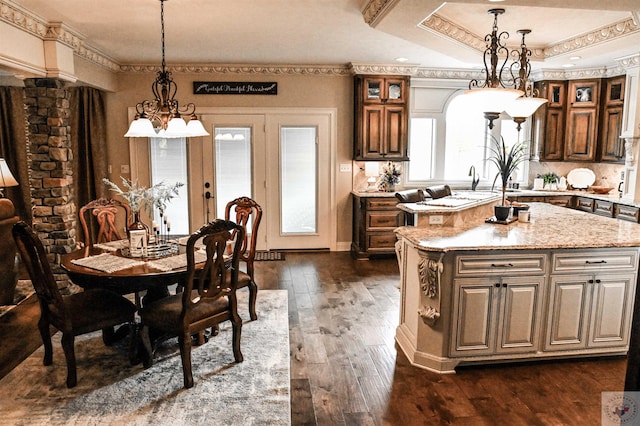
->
left=120, top=242, right=179, bottom=259
left=485, top=216, right=517, bottom=225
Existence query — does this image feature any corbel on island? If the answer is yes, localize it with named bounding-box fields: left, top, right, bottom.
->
left=395, top=202, right=640, bottom=373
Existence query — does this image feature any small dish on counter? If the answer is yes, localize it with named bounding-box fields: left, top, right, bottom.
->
left=511, top=204, right=530, bottom=215
left=590, top=186, right=614, bottom=194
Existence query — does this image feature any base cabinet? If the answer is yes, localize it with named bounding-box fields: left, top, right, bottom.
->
left=546, top=273, right=635, bottom=350
left=545, top=250, right=637, bottom=351
left=351, top=194, right=401, bottom=258
left=451, top=276, right=543, bottom=357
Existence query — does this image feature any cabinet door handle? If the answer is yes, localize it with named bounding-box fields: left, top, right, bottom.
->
left=585, top=260, right=607, bottom=264
left=491, top=263, right=513, bottom=268
left=494, top=283, right=500, bottom=288
left=502, top=283, right=508, bottom=288
left=588, top=279, right=594, bottom=284
left=595, top=279, right=601, bottom=284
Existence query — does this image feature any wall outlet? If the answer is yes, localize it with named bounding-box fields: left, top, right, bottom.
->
left=339, top=163, right=352, bottom=172
left=120, top=164, right=130, bottom=174
left=429, top=215, right=444, bottom=225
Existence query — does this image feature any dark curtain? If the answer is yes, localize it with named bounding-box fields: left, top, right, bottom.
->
left=70, top=87, right=109, bottom=245
left=70, top=87, right=108, bottom=211
left=0, top=86, right=32, bottom=223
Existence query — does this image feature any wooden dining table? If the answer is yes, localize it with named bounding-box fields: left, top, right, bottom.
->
left=60, top=241, right=201, bottom=303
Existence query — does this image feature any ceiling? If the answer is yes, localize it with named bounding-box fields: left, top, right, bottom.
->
left=7, top=0, right=640, bottom=73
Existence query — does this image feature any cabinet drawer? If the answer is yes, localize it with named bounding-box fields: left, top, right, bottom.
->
left=365, top=198, right=398, bottom=210
left=367, top=233, right=397, bottom=250
left=574, top=197, right=594, bottom=212
left=552, top=250, right=639, bottom=273
left=616, top=204, right=640, bottom=222
left=455, top=253, right=547, bottom=276
left=366, top=210, right=402, bottom=230
left=593, top=199, right=614, bottom=217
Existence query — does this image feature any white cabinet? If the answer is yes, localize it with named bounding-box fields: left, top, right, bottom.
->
left=545, top=250, right=638, bottom=352
left=451, top=276, right=544, bottom=357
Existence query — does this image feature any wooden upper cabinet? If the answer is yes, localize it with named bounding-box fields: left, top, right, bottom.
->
left=536, top=81, right=566, bottom=161
left=362, top=77, right=407, bottom=104
left=354, top=75, right=409, bottom=161
left=564, top=79, right=601, bottom=161
left=598, top=76, right=626, bottom=163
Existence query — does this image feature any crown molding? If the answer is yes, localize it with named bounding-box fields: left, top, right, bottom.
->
left=420, top=12, right=637, bottom=62
left=361, top=0, right=399, bottom=27
left=119, top=63, right=352, bottom=76
left=545, top=18, right=639, bottom=59
left=419, top=14, right=546, bottom=60
left=349, top=63, right=419, bottom=75
left=0, top=0, right=47, bottom=37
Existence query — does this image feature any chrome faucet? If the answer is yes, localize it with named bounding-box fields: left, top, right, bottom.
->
left=469, top=166, right=479, bottom=191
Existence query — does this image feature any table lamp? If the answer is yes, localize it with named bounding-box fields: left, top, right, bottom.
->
left=364, top=162, right=379, bottom=192
left=0, top=158, right=18, bottom=198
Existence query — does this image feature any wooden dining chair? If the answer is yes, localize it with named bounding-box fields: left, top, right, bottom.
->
left=139, top=219, right=245, bottom=389
left=12, top=221, right=137, bottom=388
left=79, top=197, right=131, bottom=247
left=225, top=196, right=263, bottom=321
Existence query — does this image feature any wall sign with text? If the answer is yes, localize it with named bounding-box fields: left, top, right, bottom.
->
left=193, top=81, right=278, bottom=95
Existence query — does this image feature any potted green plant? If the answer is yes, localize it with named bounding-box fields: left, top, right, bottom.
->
left=538, top=172, right=559, bottom=190
left=487, top=135, right=527, bottom=221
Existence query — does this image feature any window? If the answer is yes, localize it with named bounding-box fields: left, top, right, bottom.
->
left=150, top=137, right=189, bottom=235
left=406, top=90, right=529, bottom=187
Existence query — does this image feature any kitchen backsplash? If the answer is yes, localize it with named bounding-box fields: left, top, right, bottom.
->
left=528, top=161, right=624, bottom=188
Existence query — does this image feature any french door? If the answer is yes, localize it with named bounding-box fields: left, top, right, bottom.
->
left=192, top=110, right=333, bottom=250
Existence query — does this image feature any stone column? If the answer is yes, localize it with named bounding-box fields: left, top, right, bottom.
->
left=24, top=78, right=76, bottom=289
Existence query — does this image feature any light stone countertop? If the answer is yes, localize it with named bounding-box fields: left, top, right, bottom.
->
left=396, top=191, right=501, bottom=214
left=395, top=202, right=640, bottom=252
left=352, top=188, right=640, bottom=207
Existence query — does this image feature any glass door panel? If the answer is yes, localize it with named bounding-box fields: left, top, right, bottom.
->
left=150, top=137, right=189, bottom=236
left=280, top=127, right=317, bottom=234
left=214, top=127, right=252, bottom=219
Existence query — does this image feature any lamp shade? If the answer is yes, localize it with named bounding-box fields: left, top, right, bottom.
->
left=0, top=159, right=18, bottom=187
left=185, top=117, right=210, bottom=137
left=504, top=96, right=548, bottom=119
left=164, top=117, right=188, bottom=138
left=124, top=118, right=157, bottom=137
left=464, top=87, right=524, bottom=114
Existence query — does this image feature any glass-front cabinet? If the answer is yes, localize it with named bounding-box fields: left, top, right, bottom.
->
left=354, top=75, right=410, bottom=161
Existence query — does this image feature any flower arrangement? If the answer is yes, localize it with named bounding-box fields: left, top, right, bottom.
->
left=377, top=161, right=401, bottom=191
left=102, top=177, right=184, bottom=214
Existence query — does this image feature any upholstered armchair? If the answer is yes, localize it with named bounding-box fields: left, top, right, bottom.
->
left=0, top=198, right=20, bottom=305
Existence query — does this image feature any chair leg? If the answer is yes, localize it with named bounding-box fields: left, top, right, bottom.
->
left=179, top=332, right=194, bottom=389
left=37, top=317, right=53, bottom=366
left=102, top=326, right=115, bottom=345
left=248, top=281, right=258, bottom=321
left=232, top=317, right=243, bottom=363
left=140, top=325, right=154, bottom=369
left=61, top=333, right=77, bottom=388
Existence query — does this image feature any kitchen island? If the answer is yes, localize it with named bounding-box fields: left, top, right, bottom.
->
left=395, top=202, right=640, bottom=373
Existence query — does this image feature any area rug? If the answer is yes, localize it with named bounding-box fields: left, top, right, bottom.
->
left=254, top=250, right=285, bottom=261
left=0, top=280, right=34, bottom=318
left=0, top=290, right=290, bottom=426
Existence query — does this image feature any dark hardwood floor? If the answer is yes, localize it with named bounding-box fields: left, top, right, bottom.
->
left=0, top=252, right=628, bottom=425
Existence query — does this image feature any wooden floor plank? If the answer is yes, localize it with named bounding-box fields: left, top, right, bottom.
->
left=0, top=251, right=629, bottom=425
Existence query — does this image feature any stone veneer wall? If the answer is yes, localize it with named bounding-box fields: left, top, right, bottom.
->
left=24, top=78, right=76, bottom=288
